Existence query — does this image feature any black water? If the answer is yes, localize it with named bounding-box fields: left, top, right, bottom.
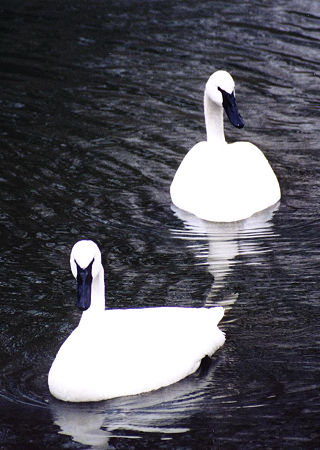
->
left=1, top=0, right=320, bottom=448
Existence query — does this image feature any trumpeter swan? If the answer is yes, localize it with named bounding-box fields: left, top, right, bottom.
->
left=48, top=240, right=225, bottom=402
left=170, top=70, right=281, bottom=222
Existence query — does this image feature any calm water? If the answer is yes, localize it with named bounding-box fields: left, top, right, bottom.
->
left=1, top=0, right=320, bottom=448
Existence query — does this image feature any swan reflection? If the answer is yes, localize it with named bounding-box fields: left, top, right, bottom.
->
left=171, top=203, right=279, bottom=307
left=50, top=357, right=222, bottom=448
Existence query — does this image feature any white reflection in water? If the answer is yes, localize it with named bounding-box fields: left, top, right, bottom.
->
left=50, top=358, right=222, bottom=447
left=171, top=203, right=280, bottom=309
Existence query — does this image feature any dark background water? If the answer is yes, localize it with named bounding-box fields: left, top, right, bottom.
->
left=1, top=0, right=320, bottom=448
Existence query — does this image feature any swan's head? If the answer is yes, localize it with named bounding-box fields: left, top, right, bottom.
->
left=70, top=240, right=102, bottom=311
left=205, top=70, right=244, bottom=128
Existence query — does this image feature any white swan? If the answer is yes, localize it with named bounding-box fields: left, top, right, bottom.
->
left=170, top=70, right=281, bottom=222
left=48, top=240, right=225, bottom=402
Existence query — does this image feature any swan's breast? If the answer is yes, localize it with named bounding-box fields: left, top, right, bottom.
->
left=171, top=140, right=280, bottom=222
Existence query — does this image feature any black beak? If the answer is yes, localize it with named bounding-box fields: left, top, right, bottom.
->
left=218, top=87, right=244, bottom=128
left=76, top=259, right=94, bottom=311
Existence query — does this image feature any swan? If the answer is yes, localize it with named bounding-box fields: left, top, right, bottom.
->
left=48, top=240, right=225, bottom=402
left=170, top=70, right=281, bottom=222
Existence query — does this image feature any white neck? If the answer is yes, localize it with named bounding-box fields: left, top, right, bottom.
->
left=204, top=90, right=226, bottom=145
left=80, top=267, right=105, bottom=323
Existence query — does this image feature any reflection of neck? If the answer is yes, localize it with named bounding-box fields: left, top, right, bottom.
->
left=204, top=91, right=226, bottom=145
left=80, top=268, right=105, bottom=323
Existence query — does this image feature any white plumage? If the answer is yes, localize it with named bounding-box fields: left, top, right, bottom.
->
left=48, top=240, right=225, bottom=402
left=170, top=70, right=281, bottom=222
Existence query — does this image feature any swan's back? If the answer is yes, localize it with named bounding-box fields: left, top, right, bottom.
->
left=48, top=306, right=225, bottom=402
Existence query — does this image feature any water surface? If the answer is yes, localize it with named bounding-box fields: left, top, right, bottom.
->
left=1, top=0, right=320, bottom=448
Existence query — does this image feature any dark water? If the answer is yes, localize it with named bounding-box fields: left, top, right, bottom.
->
left=1, top=0, right=320, bottom=448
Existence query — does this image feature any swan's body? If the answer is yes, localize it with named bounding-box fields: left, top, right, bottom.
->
left=48, top=240, right=225, bottom=402
left=170, top=70, right=281, bottom=222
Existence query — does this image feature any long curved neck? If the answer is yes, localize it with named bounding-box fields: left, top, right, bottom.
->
left=204, top=90, right=226, bottom=145
left=80, top=267, right=105, bottom=323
